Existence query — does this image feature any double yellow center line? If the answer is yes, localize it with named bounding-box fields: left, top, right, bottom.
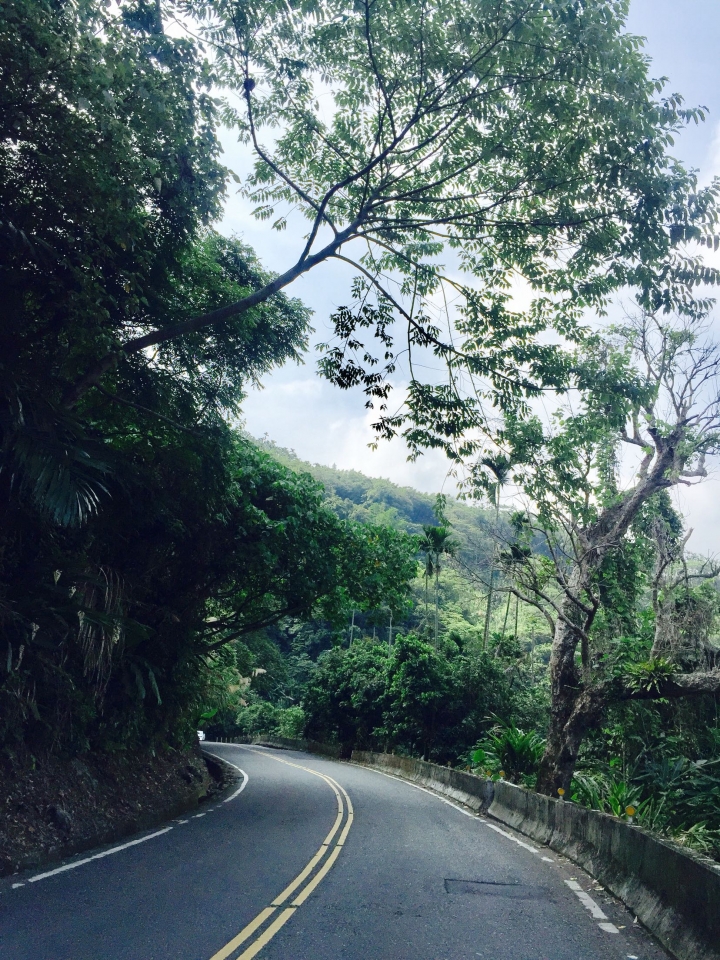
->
left=207, top=749, right=354, bottom=960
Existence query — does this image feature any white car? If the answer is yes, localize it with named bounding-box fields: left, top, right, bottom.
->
left=197, top=730, right=206, bottom=741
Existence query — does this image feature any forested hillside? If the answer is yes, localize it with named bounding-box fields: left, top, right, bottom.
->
left=257, top=438, right=496, bottom=559
left=204, top=440, right=547, bottom=747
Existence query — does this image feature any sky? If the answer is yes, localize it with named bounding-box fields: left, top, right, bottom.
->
left=219, top=0, right=720, bottom=554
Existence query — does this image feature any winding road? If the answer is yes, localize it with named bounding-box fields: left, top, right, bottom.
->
left=1, top=745, right=671, bottom=959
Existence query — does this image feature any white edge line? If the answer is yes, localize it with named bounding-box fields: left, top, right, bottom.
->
left=575, top=890, right=608, bottom=919
left=565, top=879, right=618, bottom=932
left=16, top=751, right=247, bottom=890
left=351, top=764, right=479, bottom=818
left=217, top=753, right=615, bottom=938
left=484, top=822, right=539, bottom=854
left=26, top=827, right=174, bottom=883
left=202, top=749, right=249, bottom=802
left=352, top=765, right=546, bottom=858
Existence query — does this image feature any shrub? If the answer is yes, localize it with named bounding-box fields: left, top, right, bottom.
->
left=470, top=718, right=545, bottom=783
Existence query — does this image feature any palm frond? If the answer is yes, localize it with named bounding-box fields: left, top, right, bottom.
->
left=1, top=376, right=111, bottom=526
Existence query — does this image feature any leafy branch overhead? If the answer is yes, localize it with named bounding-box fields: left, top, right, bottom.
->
left=52, top=0, right=720, bottom=463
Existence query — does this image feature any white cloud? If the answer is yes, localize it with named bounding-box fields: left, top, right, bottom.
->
left=700, top=120, right=720, bottom=187
left=242, top=370, right=453, bottom=492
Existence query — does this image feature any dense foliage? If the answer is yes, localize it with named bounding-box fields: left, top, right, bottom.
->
left=27, top=0, right=716, bottom=458
left=0, top=0, right=417, bottom=760
left=190, top=0, right=717, bottom=458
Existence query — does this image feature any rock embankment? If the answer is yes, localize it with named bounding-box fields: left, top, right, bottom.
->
left=0, top=746, right=229, bottom=877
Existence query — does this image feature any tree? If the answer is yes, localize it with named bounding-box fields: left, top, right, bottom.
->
left=303, top=641, right=391, bottom=752
left=487, top=312, right=720, bottom=794
left=647, top=504, right=720, bottom=670
left=0, top=422, right=419, bottom=754
left=380, top=633, right=453, bottom=759
left=0, top=1, right=420, bottom=753
left=1, top=0, right=311, bottom=526
left=420, top=496, right=457, bottom=646
left=62, top=0, right=718, bottom=455
left=200, top=450, right=419, bottom=649
left=478, top=455, right=513, bottom=649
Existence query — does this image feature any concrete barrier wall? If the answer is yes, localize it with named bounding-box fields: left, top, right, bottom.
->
left=351, top=750, right=494, bottom=812
left=251, top=736, right=342, bottom=759
left=206, top=735, right=342, bottom=759
left=352, top=751, right=720, bottom=960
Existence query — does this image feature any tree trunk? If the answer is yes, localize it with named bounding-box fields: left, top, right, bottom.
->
left=536, top=683, right=606, bottom=795
left=502, top=590, right=512, bottom=638
left=533, top=438, right=704, bottom=796
left=536, top=565, right=596, bottom=795
left=483, top=491, right=501, bottom=650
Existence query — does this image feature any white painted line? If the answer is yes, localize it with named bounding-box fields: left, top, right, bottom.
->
left=13, top=752, right=243, bottom=891
left=541, top=856, right=554, bottom=862
left=575, top=890, right=608, bottom=919
left=484, top=822, right=540, bottom=854
left=349, top=764, right=479, bottom=818
left=25, top=827, right=174, bottom=883
left=565, top=879, right=619, bottom=933
left=202, top=749, right=249, bottom=802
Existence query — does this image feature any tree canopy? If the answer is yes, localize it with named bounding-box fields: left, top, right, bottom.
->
left=162, top=0, right=720, bottom=457
left=0, top=0, right=418, bottom=758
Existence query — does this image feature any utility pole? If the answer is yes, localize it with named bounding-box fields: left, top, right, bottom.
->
left=388, top=610, right=393, bottom=649
left=349, top=609, right=355, bottom=647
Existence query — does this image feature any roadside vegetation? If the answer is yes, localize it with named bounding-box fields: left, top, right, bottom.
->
left=2, top=0, right=720, bottom=865
left=206, top=451, right=720, bottom=862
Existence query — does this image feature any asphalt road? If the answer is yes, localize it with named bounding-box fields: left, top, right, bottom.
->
left=1, top=744, right=671, bottom=960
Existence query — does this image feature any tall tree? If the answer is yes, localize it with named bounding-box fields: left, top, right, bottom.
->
left=479, top=455, right=513, bottom=649
left=1, top=0, right=312, bottom=524
left=0, top=0, right=417, bottom=756
left=486, top=312, right=720, bottom=794
left=420, top=496, right=457, bottom=646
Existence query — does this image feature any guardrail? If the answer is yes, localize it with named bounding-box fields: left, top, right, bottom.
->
left=351, top=751, right=720, bottom=960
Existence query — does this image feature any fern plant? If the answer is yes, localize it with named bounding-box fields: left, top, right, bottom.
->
left=470, top=717, right=545, bottom=783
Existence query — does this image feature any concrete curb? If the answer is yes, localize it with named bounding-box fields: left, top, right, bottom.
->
left=352, top=751, right=720, bottom=960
